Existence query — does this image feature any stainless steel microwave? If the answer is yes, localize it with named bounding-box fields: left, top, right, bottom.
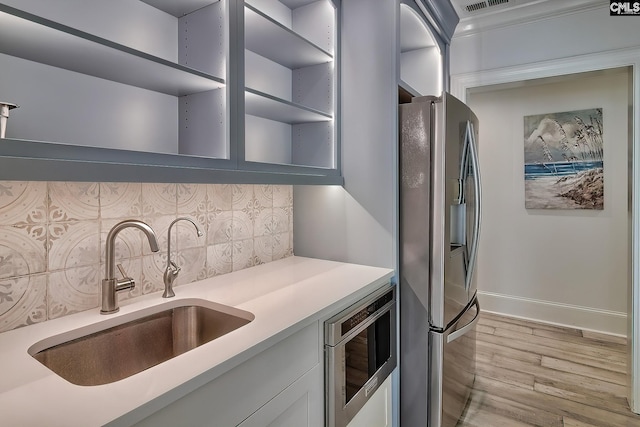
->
left=325, top=284, right=397, bottom=427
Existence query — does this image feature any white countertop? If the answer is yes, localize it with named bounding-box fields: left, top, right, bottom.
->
left=0, top=256, right=394, bottom=426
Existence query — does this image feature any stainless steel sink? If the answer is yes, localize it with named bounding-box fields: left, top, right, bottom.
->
left=28, top=299, right=254, bottom=386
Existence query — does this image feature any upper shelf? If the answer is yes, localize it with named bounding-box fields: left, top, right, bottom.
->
left=245, top=88, right=332, bottom=124
left=141, top=0, right=220, bottom=17
left=0, top=4, right=224, bottom=96
left=244, top=4, right=332, bottom=69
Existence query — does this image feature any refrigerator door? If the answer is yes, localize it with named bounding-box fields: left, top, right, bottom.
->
left=399, top=98, right=432, bottom=314
left=429, top=296, right=480, bottom=427
left=432, top=92, right=481, bottom=329
left=399, top=100, right=433, bottom=427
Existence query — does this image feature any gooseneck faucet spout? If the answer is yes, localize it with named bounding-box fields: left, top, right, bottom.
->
left=101, top=220, right=159, bottom=314
left=163, top=217, right=204, bottom=298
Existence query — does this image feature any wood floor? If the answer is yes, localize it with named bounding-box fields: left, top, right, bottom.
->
left=457, top=312, right=640, bottom=427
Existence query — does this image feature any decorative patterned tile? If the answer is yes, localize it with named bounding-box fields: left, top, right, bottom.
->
left=273, top=185, right=293, bottom=208
left=207, top=210, right=233, bottom=247
left=254, top=185, right=273, bottom=209
left=175, top=247, right=207, bottom=286
left=273, top=232, right=291, bottom=261
left=206, top=243, right=233, bottom=277
left=49, top=182, right=99, bottom=222
left=0, top=274, right=47, bottom=333
left=48, top=221, right=100, bottom=271
left=177, top=184, right=207, bottom=219
left=254, top=208, right=275, bottom=237
left=0, top=181, right=47, bottom=225
left=232, top=239, right=254, bottom=271
left=233, top=210, right=253, bottom=241
left=289, top=205, right=294, bottom=233
left=289, top=231, right=294, bottom=255
left=0, top=180, right=295, bottom=332
left=174, top=217, right=206, bottom=251
left=100, top=182, right=142, bottom=219
left=48, top=265, right=101, bottom=319
left=273, top=207, right=289, bottom=234
left=0, top=225, right=47, bottom=278
left=208, top=184, right=232, bottom=212
left=232, top=184, right=253, bottom=210
left=141, top=183, right=177, bottom=217
left=141, top=253, right=166, bottom=295
left=254, top=235, right=273, bottom=264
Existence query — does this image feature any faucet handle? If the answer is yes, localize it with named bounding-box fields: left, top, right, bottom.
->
left=169, top=260, right=181, bottom=274
left=117, top=264, right=129, bottom=279
left=115, top=263, right=135, bottom=292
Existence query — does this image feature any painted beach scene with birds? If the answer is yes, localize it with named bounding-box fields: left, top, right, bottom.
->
left=524, top=108, right=603, bottom=210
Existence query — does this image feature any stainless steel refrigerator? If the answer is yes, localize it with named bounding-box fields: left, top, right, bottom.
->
left=399, top=92, right=482, bottom=427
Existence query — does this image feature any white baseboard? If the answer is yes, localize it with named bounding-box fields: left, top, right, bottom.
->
left=477, top=291, right=627, bottom=337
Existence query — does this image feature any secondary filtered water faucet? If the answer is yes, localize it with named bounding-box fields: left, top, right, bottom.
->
left=101, top=220, right=159, bottom=314
left=163, top=217, right=204, bottom=298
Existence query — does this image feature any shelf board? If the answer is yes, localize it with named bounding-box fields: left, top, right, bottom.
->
left=0, top=4, right=224, bottom=96
left=244, top=4, right=332, bottom=69
left=245, top=88, right=332, bottom=124
left=140, top=0, right=220, bottom=17
left=278, top=0, right=322, bottom=8
left=0, top=138, right=343, bottom=185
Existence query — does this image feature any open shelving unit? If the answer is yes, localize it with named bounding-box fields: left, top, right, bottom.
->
left=0, top=0, right=229, bottom=161
left=399, top=3, right=442, bottom=98
left=0, top=0, right=342, bottom=184
left=241, top=0, right=338, bottom=171
left=0, top=4, right=224, bottom=96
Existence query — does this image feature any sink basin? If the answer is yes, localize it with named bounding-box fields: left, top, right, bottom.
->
left=28, top=299, right=254, bottom=386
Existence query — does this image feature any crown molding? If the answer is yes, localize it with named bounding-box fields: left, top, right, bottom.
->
left=453, top=0, right=605, bottom=38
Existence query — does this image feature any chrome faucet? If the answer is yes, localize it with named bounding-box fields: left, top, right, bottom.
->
left=101, top=220, right=159, bottom=314
left=163, top=217, right=204, bottom=298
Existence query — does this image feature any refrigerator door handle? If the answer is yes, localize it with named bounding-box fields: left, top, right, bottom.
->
left=447, top=299, right=480, bottom=344
left=464, top=120, right=482, bottom=292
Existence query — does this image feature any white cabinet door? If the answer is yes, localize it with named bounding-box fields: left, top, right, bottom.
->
left=238, top=364, right=323, bottom=427
left=131, top=322, right=320, bottom=427
left=345, top=375, right=392, bottom=427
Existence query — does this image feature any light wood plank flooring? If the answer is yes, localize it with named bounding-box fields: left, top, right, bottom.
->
left=458, top=312, right=640, bottom=427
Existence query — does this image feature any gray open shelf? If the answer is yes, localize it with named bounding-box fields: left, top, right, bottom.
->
left=141, top=0, right=220, bottom=17
left=245, top=88, right=332, bottom=124
left=0, top=4, right=224, bottom=96
left=244, top=4, right=332, bottom=69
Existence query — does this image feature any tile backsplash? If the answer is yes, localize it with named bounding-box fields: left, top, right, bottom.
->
left=0, top=182, right=293, bottom=333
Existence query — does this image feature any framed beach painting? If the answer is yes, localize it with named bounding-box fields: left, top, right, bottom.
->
left=524, top=108, right=603, bottom=210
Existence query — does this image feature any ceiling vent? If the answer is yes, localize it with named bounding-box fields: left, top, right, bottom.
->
left=465, top=1, right=487, bottom=12
left=464, top=0, right=511, bottom=14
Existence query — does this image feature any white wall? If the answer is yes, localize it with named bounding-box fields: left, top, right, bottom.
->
left=467, top=68, right=630, bottom=334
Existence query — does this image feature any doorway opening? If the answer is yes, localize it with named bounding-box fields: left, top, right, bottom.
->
left=465, top=67, right=632, bottom=337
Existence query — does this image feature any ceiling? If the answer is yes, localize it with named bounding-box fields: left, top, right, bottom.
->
left=449, top=0, right=605, bottom=36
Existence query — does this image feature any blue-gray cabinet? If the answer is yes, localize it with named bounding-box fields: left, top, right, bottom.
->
left=0, top=0, right=340, bottom=184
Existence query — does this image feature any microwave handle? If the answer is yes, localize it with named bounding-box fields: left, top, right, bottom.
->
left=447, top=299, right=480, bottom=344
